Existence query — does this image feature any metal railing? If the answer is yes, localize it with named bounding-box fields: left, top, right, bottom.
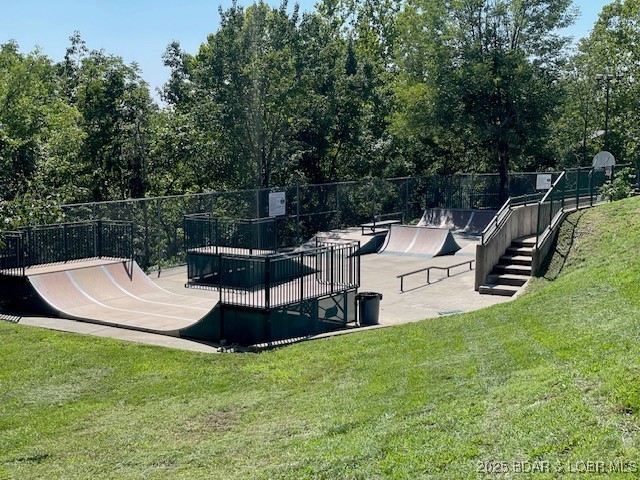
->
left=0, top=220, right=133, bottom=275
left=219, top=241, right=360, bottom=310
left=480, top=193, right=545, bottom=245
left=0, top=232, right=25, bottom=276
left=534, top=166, right=623, bottom=247
left=184, top=215, right=278, bottom=256
left=397, top=260, right=475, bottom=292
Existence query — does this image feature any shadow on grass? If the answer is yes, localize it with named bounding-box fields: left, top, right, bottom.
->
left=538, top=210, right=586, bottom=281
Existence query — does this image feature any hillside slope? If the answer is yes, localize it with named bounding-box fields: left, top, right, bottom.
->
left=1, top=197, right=640, bottom=479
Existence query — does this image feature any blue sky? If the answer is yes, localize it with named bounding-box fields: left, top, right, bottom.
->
left=1, top=0, right=613, bottom=100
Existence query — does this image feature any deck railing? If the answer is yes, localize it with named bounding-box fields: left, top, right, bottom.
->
left=0, top=220, right=133, bottom=275
left=219, top=241, right=360, bottom=310
left=184, top=214, right=279, bottom=256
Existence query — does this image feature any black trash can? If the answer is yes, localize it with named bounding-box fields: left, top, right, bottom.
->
left=356, top=292, right=383, bottom=326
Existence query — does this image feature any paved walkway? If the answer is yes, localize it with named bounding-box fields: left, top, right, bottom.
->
left=5, top=235, right=513, bottom=352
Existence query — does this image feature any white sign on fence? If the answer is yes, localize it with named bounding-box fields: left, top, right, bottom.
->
left=268, top=191, right=286, bottom=217
left=536, top=174, right=552, bottom=190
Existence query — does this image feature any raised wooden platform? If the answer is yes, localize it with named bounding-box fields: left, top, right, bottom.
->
left=0, top=258, right=127, bottom=277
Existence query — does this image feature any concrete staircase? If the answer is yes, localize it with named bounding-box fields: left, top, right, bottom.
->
left=479, top=236, right=535, bottom=296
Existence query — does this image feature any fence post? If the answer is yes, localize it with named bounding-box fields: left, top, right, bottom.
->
left=296, top=184, right=300, bottom=245
left=20, top=233, right=25, bottom=276
left=214, top=218, right=219, bottom=255
left=371, top=179, right=376, bottom=221
left=575, top=168, right=580, bottom=209
left=404, top=179, right=409, bottom=224
left=536, top=201, right=542, bottom=248
left=549, top=187, right=554, bottom=226
left=330, top=245, right=335, bottom=294
left=129, top=222, right=134, bottom=264
left=95, top=220, right=101, bottom=258
left=62, top=224, right=68, bottom=262
left=264, top=256, right=271, bottom=310
left=299, top=251, right=304, bottom=303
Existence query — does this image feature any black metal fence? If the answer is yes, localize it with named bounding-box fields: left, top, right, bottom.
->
left=219, top=241, right=360, bottom=310
left=59, top=173, right=556, bottom=272
left=535, top=167, right=616, bottom=245
left=184, top=215, right=279, bottom=255
left=0, top=220, right=133, bottom=275
left=0, top=232, right=25, bottom=276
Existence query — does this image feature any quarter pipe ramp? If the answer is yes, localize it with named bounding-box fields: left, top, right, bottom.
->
left=379, top=225, right=461, bottom=257
left=418, top=208, right=496, bottom=234
left=1, top=260, right=221, bottom=339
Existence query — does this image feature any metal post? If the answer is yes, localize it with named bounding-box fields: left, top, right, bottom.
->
left=404, top=179, right=409, bottom=224
left=97, top=220, right=103, bottom=259
left=93, top=221, right=98, bottom=258
left=371, top=179, right=376, bottom=222
left=536, top=203, right=541, bottom=249
left=604, top=79, right=611, bottom=151
left=264, top=256, right=271, bottom=310
left=330, top=246, right=335, bottom=294
left=299, top=252, right=304, bottom=302
left=63, top=224, right=68, bottom=262
left=296, top=184, right=300, bottom=245
left=215, top=218, right=219, bottom=255
left=156, top=200, right=162, bottom=276
left=575, top=168, right=580, bottom=209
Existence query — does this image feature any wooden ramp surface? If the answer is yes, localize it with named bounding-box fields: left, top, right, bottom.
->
left=418, top=208, right=497, bottom=234
left=28, top=261, right=218, bottom=335
left=379, top=225, right=461, bottom=257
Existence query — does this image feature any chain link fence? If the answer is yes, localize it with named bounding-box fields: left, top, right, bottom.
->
left=60, top=173, right=553, bottom=271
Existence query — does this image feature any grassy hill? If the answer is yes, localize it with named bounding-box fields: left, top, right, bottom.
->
left=2, top=197, right=640, bottom=479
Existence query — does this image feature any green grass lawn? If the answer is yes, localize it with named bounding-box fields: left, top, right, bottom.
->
left=2, top=197, right=640, bottom=479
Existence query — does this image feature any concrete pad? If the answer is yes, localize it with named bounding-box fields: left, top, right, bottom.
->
left=360, top=236, right=512, bottom=326
left=17, top=316, right=223, bottom=353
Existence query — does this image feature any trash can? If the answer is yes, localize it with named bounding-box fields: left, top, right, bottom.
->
left=356, top=292, right=383, bottom=326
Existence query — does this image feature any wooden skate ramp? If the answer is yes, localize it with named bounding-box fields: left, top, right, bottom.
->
left=25, top=261, right=220, bottom=338
left=379, top=225, right=461, bottom=257
left=418, top=208, right=496, bottom=234
left=299, top=227, right=386, bottom=255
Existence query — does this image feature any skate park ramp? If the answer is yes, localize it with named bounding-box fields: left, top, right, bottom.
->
left=299, top=227, right=386, bottom=255
left=9, top=261, right=220, bottom=338
left=418, top=208, right=496, bottom=234
left=379, top=225, right=461, bottom=257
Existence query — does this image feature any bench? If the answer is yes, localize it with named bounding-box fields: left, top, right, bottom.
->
left=397, top=259, right=475, bottom=292
left=360, top=219, right=401, bottom=235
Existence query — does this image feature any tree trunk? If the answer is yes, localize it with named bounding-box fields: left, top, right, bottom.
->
left=498, top=147, right=509, bottom=205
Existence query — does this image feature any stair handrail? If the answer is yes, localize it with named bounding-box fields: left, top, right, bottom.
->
left=481, top=193, right=541, bottom=245
left=481, top=198, right=513, bottom=245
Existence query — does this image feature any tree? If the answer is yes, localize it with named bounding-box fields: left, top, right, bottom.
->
left=60, top=34, right=156, bottom=201
left=394, top=0, right=576, bottom=198
left=163, top=1, right=303, bottom=189
left=566, top=0, right=640, bottom=163
left=0, top=41, right=84, bottom=204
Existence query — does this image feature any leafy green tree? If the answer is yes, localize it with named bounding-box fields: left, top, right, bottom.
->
left=0, top=41, right=84, bottom=204
left=394, top=0, right=576, bottom=198
left=163, top=2, right=303, bottom=189
left=60, top=34, right=156, bottom=201
left=566, top=0, right=640, bottom=163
